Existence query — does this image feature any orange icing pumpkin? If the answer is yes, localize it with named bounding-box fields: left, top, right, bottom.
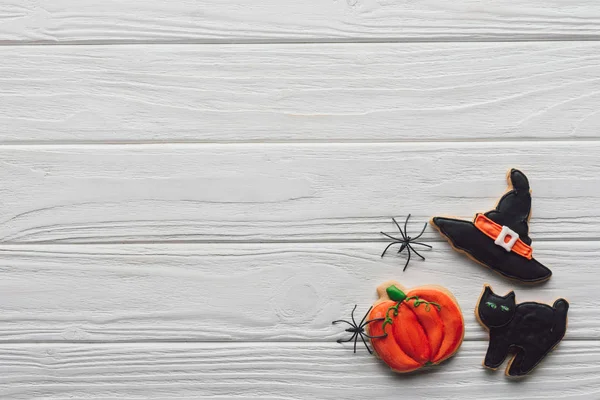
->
left=367, top=281, right=465, bottom=372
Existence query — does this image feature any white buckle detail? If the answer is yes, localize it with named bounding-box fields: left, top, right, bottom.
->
left=495, top=226, right=519, bottom=252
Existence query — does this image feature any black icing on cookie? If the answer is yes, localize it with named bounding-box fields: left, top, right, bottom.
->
left=430, top=169, right=552, bottom=283
left=476, top=285, right=568, bottom=377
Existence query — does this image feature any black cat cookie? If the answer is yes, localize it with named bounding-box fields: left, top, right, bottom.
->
left=476, top=285, right=569, bottom=377
left=430, top=168, right=552, bottom=283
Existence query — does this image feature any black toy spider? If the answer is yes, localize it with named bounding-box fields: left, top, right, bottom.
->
left=381, top=214, right=432, bottom=271
left=332, top=305, right=386, bottom=354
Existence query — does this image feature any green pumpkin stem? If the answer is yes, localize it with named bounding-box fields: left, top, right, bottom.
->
left=386, top=285, right=407, bottom=302
left=379, top=286, right=442, bottom=336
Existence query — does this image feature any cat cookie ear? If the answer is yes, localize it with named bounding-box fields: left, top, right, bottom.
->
left=504, top=291, right=516, bottom=300
left=483, top=285, right=493, bottom=295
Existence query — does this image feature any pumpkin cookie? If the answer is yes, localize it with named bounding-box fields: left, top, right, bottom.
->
left=367, top=281, right=464, bottom=373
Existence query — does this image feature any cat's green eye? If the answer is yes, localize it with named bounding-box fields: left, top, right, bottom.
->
left=500, top=305, right=510, bottom=312
left=485, top=301, right=497, bottom=309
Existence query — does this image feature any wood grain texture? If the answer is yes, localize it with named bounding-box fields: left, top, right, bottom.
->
left=2, top=42, right=600, bottom=143
left=1, top=341, right=598, bottom=399
left=2, top=2, right=599, bottom=398
left=0, top=241, right=595, bottom=342
left=0, top=142, right=599, bottom=243
left=1, top=0, right=600, bottom=43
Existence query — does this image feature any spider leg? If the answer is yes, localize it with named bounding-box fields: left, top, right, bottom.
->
left=350, top=304, right=358, bottom=327
left=403, top=248, right=412, bottom=271
left=359, top=316, right=383, bottom=333
left=392, top=217, right=407, bottom=240
left=380, top=232, right=402, bottom=242
left=411, top=222, right=428, bottom=241
left=360, top=333, right=373, bottom=354
left=358, top=306, right=373, bottom=327
left=362, top=318, right=388, bottom=339
left=381, top=241, right=401, bottom=257
left=331, top=319, right=354, bottom=327
left=403, top=214, right=411, bottom=240
left=410, top=241, right=432, bottom=249
left=337, top=332, right=358, bottom=343
left=408, top=244, right=425, bottom=261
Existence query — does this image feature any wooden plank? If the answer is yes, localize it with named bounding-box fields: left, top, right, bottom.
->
left=0, top=142, right=599, bottom=243
left=1, top=43, right=600, bottom=143
left=0, top=241, right=595, bottom=342
left=1, top=341, right=598, bottom=399
left=1, top=1, right=600, bottom=43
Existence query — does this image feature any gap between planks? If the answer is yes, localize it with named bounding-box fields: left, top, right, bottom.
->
left=0, top=338, right=594, bottom=345
left=3, top=137, right=600, bottom=147
left=1, top=139, right=600, bottom=148
left=3, top=237, right=600, bottom=246
left=4, top=36, right=600, bottom=47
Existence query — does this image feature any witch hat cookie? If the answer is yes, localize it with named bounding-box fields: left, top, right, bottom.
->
left=430, top=169, right=552, bottom=283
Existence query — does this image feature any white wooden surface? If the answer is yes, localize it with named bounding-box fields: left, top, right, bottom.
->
left=2, top=43, right=600, bottom=143
left=2, top=1, right=600, bottom=398
left=1, top=342, right=599, bottom=399
left=1, top=0, right=600, bottom=43
left=0, top=242, right=596, bottom=342
left=1, top=143, right=600, bottom=243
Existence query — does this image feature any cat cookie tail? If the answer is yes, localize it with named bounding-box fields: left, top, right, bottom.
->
left=508, top=168, right=529, bottom=192
left=553, top=298, right=569, bottom=315
left=553, top=299, right=569, bottom=340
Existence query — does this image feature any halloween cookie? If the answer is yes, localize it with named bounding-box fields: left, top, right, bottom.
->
left=366, top=281, right=464, bottom=373
left=476, top=285, right=568, bottom=377
left=430, top=168, right=552, bottom=283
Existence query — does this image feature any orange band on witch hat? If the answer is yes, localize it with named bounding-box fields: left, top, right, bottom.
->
left=474, top=214, right=533, bottom=260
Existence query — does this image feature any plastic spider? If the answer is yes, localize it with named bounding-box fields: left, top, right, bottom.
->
left=332, top=305, right=386, bottom=354
left=381, top=214, right=432, bottom=271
